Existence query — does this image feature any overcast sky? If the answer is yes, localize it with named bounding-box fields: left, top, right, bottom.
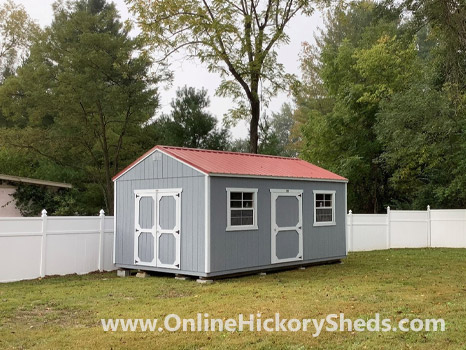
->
left=13, top=0, right=323, bottom=139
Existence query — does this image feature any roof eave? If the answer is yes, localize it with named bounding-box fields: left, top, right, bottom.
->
left=0, top=174, right=72, bottom=188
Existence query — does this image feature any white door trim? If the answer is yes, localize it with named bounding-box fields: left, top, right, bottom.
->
left=270, top=189, right=303, bottom=264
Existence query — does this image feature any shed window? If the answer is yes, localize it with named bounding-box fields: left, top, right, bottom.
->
left=226, top=188, right=258, bottom=231
left=313, top=191, right=336, bottom=226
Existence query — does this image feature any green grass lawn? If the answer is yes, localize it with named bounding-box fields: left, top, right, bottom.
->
left=0, top=249, right=465, bottom=349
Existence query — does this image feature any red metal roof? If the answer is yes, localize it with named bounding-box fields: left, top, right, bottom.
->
left=112, top=145, right=347, bottom=182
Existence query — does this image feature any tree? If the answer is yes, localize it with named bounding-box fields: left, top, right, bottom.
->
left=127, top=0, right=316, bottom=153
left=228, top=138, right=250, bottom=153
left=404, top=0, right=466, bottom=87
left=0, top=0, right=38, bottom=81
left=290, top=41, right=334, bottom=154
left=294, top=0, right=466, bottom=212
left=373, top=0, right=466, bottom=209
left=294, top=1, right=415, bottom=213
left=376, top=83, right=466, bottom=209
left=11, top=183, right=77, bottom=216
left=0, top=0, right=159, bottom=214
left=148, top=86, right=229, bottom=150
left=258, top=103, right=297, bottom=156
left=258, top=114, right=281, bottom=155
left=228, top=103, right=297, bottom=156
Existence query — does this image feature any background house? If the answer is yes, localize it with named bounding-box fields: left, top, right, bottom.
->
left=0, top=174, right=72, bottom=217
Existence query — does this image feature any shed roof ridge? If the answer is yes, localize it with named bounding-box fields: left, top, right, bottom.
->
left=157, top=145, right=302, bottom=161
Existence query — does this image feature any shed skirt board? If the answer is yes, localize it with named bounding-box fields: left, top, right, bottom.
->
left=133, top=188, right=181, bottom=270
left=115, top=255, right=346, bottom=278
left=270, top=189, right=303, bottom=264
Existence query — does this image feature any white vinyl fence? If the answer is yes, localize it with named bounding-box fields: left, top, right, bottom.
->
left=0, top=210, right=115, bottom=283
left=2, top=207, right=465, bottom=283
left=347, top=207, right=466, bottom=251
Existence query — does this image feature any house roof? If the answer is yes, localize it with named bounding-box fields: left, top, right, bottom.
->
left=113, top=145, right=347, bottom=182
left=0, top=174, right=72, bottom=188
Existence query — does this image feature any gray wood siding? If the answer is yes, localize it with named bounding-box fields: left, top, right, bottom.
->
left=209, top=177, right=346, bottom=273
left=115, top=151, right=205, bottom=273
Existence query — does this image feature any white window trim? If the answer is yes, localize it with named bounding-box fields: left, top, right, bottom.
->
left=226, top=188, right=258, bottom=231
left=313, top=190, right=336, bottom=226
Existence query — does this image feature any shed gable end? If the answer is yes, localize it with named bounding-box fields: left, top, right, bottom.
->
left=117, top=150, right=204, bottom=181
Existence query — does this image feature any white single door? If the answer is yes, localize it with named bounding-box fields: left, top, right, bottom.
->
left=156, top=190, right=181, bottom=269
left=134, top=190, right=157, bottom=267
left=271, top=189, right=303, bottom=264
left=134, top=189, right=181, bottom=269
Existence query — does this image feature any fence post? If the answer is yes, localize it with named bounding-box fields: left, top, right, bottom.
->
left=98, top=209, right=105, bottom=272
left=347, top=210, right=353, bottom=253
left=386, top=206, right=391, bottom=249
left=427, top=205, right=431, bottom=248
left=39, top=209, right=48, bottom=278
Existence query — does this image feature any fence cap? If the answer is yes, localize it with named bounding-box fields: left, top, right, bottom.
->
left=99, top=209, right=105, bottom=216
left=41, top=209, right=47, bottom=217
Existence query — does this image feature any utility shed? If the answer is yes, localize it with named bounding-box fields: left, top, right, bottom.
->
left=112, top=146, right=348, bottom=278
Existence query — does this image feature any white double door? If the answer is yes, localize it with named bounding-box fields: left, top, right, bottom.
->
left=134, top=188, right=181, bottom=269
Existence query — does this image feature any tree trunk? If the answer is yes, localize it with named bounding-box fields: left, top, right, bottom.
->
left=98, top=105, right=113, bottom=215
left=249, top=94, right=260, bottom=154
left=105, top=176, right=114, bottom=215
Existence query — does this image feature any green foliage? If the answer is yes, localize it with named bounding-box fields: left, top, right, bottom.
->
left=127, top=0, right=317, bottom=152
left=376, top=76, right=466, bottom=209
left=296, top=1, right=411, bottom=212
left=148, top=86, right=229, bottom=150
left=405, top=0, right=466, bottom=87
left=228, top=103, right=298, bottom=156
left=258, top=103, right=298, bottom=156
left=295, top=0, right=466, bottom=212
left=374, top=0, right=466, bottom=209
left=228, top=138, right=250, bottom=153
left=11, top=184, right=78, bottom=216
left=0, top=0, right=160, bottom=214
left=0, top=0, right=39, bottom=81
left=258, top=115, right=282, bottom=156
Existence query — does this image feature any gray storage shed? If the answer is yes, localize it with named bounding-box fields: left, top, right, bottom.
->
left=112, top=146, right=348, bottom=278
